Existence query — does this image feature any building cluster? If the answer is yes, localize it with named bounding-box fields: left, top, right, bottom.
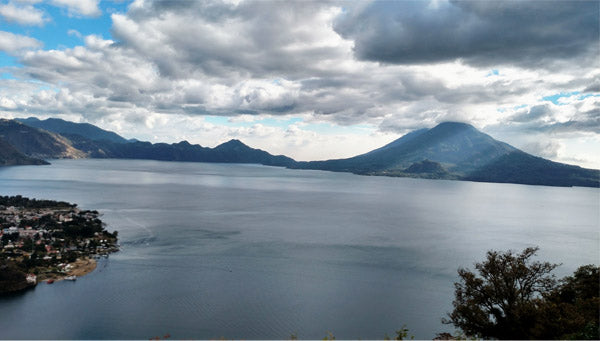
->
left=0, top=204, right=118, bottom=276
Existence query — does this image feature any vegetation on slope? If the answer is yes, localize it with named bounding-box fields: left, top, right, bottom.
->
left=0, top=119, right=85, bottom=159
left=0, top=138, right=48, bottom=166
left=465, top=151, right=600, bottom=187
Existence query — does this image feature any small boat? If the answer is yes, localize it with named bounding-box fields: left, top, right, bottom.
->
left=46, top=279, right=54, bottom=284
left=64, top=276, right=77, bottom=281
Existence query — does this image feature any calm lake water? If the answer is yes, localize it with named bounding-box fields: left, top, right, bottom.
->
left=0, top=159, right=598, bottom=339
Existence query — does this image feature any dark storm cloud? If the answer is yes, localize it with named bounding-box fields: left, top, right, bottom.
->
left=506, top=104, right=600, bottom=134
left=334, top=0, right=599, bottom=67
left=583, top=81, right=600, bottom=93
left=510, top=105, right=553, bottom=123
left=543, top=114, right=600, bottom=134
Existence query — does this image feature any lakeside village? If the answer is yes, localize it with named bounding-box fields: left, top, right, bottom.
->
left=0, top=195, right=118, bottom=294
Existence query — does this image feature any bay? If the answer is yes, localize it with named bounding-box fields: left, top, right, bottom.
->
left=0, top=159, right=598, bottom=339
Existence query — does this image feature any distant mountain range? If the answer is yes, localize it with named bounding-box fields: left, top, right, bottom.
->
left=0, top=117, right=295, bottom=167
left=0, top=117, right=597, bottom=188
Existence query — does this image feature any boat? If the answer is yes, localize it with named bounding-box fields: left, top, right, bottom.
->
left=46, top=279, right=54, bottom=284
left=64, top=275, right=77, bottom=281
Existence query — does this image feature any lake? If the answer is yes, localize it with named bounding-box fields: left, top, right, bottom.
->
left=0, top=159, right=598, bottom=339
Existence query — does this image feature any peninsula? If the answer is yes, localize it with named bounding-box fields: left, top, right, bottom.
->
left=0, top=195, right=118, bottom=294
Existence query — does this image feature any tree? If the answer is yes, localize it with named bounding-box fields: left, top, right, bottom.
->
left=535, top=265, right=600, bottom=339
left=444, top=247, right=558, bottom=339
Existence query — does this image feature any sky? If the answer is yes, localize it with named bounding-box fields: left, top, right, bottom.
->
left=0, top=0, right=598, bottom=167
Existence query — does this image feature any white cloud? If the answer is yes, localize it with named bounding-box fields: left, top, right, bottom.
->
left=67, top=29, right=83, bottom=39
left=0, top=97, right=18, bottom=109
left=51, top=0, right=101, bottom=17
left=0, top=31, right=42, bottom=54
left=0, top=2, right=47, bottom=26
left=0, top=0, right=597, bottom=167
left=82, top=112, right=399, bottom=162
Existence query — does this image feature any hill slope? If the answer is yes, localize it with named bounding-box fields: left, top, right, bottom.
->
left=293, top=122, right=516, bottom=174
left=16, top=117, right=128, bottom=143
left=0, top=119, right=85, bottom=159
left=13, top=119, right=295, bottom=167
left=465, top=151, right=599, bottom=188
left=292, top=122, right=599, bottom=187
left=57, top=132, right=296, bottom=167
left=0, top=138, right=48, bottom=166
left=211, top=139, right=296, bottom=166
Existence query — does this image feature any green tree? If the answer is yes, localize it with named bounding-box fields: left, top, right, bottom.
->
left=444, top=247, right=558, bottom=339
left=535, top=265, right=600, bottom=339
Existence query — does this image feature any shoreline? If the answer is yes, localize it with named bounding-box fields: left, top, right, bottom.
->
left=67, top=257, right=98, bottom=277
left=1, top=257, right=103, bottom=294
left=40, top=257, right=98, bottom=283
left=1, top=195, right=119, bottom=293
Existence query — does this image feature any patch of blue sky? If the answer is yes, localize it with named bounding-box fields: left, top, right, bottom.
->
left=205, top=115, right=302, bottom=128
left=486, top=69, right=499, bottom=77
left=204, top=115, right=371, bottom=135
left=496, top=104, right=525, bottom=114
left=101, top=1, right=132, bottom=15
left=542, top=91, right=580, bottom=105
left=0, top=52, right=18, bottom=68
left=34, top=5, right=113, bottom=48
left=541, top=91, right=599, bottom=105
left=1, top=1, right=131, bottom=52
left=301, top=122, right=373, bottom=135
left=32, top=84, right=59, bottom=93
left=256, top=117, right=302, bottom=127
left=0, top=72, right=15, bottom=79
left=577, top=93, right=600, bottom=100
left=204, top=116, right=230, bottom=125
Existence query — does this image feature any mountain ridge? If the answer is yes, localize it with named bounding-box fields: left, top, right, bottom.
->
left=16, top=117, right=129, bottom=144
left=2, top=117, right=598, bottom=187
left=0, top=119, right=86, bottom=159
left=290, top=121, right=598, bottom=187
left=22, top=126, right=296, bottom=167
left=291, top=122, right=517, bottom=174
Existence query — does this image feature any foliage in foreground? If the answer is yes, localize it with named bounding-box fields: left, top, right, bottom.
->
left=444, top=247, right=599, bottom=339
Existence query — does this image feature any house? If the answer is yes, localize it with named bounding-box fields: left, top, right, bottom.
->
left=25, top=274, right=37, bottom=284
left=3, top=227, right=18, bottom=235
left=19, top=229, right=38, bottom=239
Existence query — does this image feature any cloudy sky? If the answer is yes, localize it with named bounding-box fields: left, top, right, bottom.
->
left=0, top=0, right=598, bottom=167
